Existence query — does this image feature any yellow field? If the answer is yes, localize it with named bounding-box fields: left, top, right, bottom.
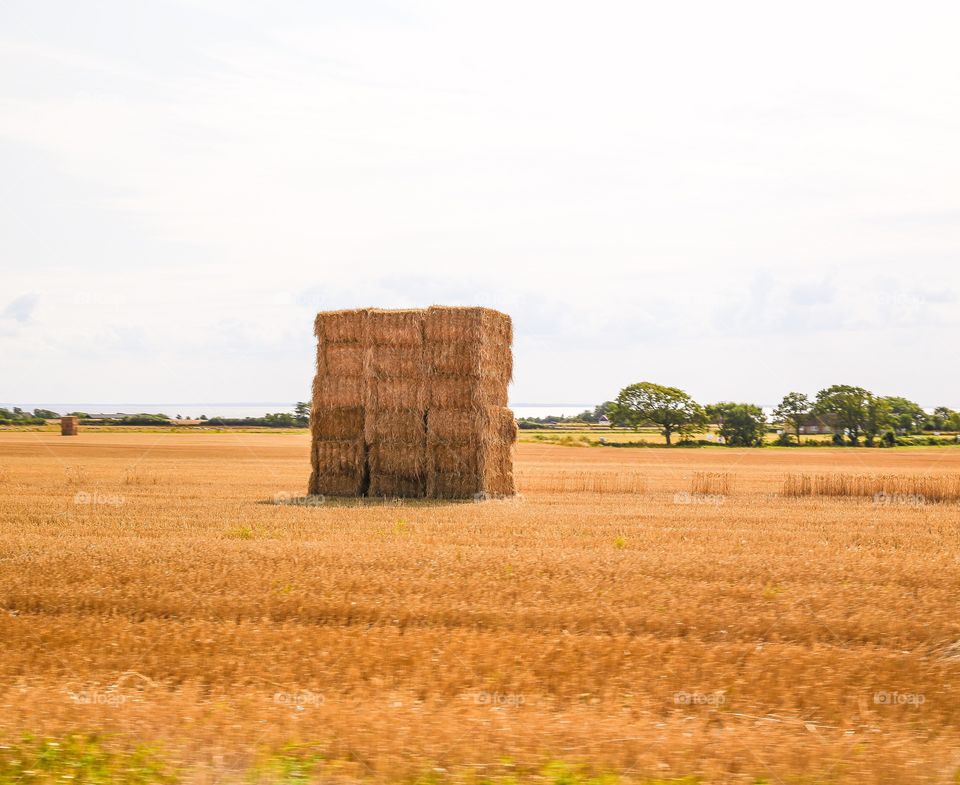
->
left=2, top=432, right=960, bottom=784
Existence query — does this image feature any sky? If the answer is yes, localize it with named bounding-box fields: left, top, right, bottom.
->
left=2, top=1, right=959, bottom=408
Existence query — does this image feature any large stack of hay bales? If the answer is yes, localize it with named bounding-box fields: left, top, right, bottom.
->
left=60, top=416, right=78, bottom=436
left=308, top=306, right=515, bottom=499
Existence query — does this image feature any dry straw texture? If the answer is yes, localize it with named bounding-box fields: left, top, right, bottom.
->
left=367, top=308, right=425, bottom=346
left=424, top=305, right=512, bottom=346
left=691, top=471, right=733, bottom=495
left=371, top=346, right=424, bottom=378
left=427, top=407, right=517, bottom=445
left=311, top=375, right=365, bottom=409
left=367, top=473, right=425, bottom=498
left=317, top=343, right=365, bottom=377
left=367, top=378, right=428, bottom=412
left=369, top=411, right=428, bottom=443
left=425, top=341, right=513, bottom=382
left=428, top=377, right=509, bottom=409
left=314, top=308, right=369, bottom=343
left=782, top=472, right=960, bottom=502
left=369, top=442, right=426, bottom=477
left=8, top=436, right=960, bottom=783
left=60, top=416, right=78, bottom=436
left=310, top=306, right=514, bottom=498
left=311, top=407, right=364, bottom=441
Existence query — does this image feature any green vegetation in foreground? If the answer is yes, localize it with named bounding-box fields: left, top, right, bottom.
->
left=248, top=749, right=705, bottom=785
left=0, top=734, right=176, bottom=785
left=0, top=735, right=735, bottom=785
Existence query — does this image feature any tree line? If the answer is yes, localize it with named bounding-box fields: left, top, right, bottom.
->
left=592, top=382, right=960, bottom=447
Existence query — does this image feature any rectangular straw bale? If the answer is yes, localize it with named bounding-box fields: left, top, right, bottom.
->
left=369, top=474, right=425, bottom=498
left=367, top=309, right=425, bottom=346
left=428, top=377, right=508, bottom=409
left=312, top=375, right=365, bottom=408
left=60, top=416, right=79, bottom=436
left=425, top=437, right=514, bottom=498
left=427, top=407, right=516, bottom=444
left=317, top=342, right=364, bottom=377
left=368, top=410, right=426, bottom=443
left=368, top=377, right=427, bottom=411
left=425, top=472, right=482, bottom=500
left=424, top=341, right=512, bottom=382
left=314, top=439, right=365, bottom=473
left=425, top=306, right=512, bottom=346
left=369, top=442, right=426, bottom=476
left=371, top=345, right=424, bottom=378
left=317, top=343, right=365, bottom=377
left=309, top=438, right=366, bottom=496
left=314, top=308, right=369, bottom=343
left=310, top=470, right=366, bottom=497
left=483, top=447, right=515, bottom=497
left=427, top=440, right=480, bottom=475
left=311, top=407, right=364, bottom=440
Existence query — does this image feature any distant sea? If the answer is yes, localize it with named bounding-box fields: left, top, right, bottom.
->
left=5, top=403, right=592, bottom=420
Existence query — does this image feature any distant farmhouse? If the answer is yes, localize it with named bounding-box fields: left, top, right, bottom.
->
left=798, top=414, right=839, bottom=435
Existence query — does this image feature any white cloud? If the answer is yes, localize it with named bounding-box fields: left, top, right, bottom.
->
left=1, top=292, right=38, bottom=323
left=1, top=1, right=959, bottom=406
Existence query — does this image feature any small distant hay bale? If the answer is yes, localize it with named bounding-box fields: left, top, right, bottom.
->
left=367, top=309, right=425, bottom=346
left=311, top=407, right=364, bottom=440
left=314, top=308, right=369, bottom=343
left=60, top=416, right=79, bottom=436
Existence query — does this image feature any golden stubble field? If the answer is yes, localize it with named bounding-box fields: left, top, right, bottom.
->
left=2, top=432, right=960, bottom=784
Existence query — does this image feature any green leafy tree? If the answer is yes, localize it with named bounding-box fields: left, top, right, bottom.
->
left=772, top=392, right=811, bottom=445
left=265, top=412, right=299, bottom=427
left=814, top=385, right=872, bottom=445
left=612, top=382, right=706, bottom=445
left=574, top=402, right=616, bottom=424
left=294, top=401, right=311, bottom=426
left=863, top=396, right=896, bottom=446
left=706, top=402, right=767, bottom=446
left=882, top=396, right=926, bottom=433
left=929, top=406, right=959, bottom=432
left=33, top=408, right=60, bottom=419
